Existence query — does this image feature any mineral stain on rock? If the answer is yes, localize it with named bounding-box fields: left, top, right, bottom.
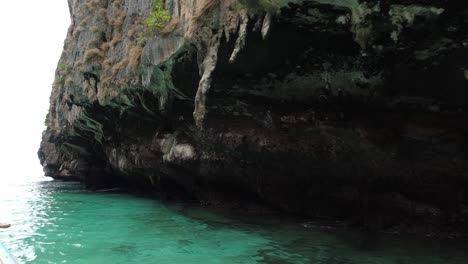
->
left=39, top=0, right=468, bottom=230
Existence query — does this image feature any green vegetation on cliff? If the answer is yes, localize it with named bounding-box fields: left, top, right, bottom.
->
left=147, top=0, right=171, bottom=31
left=137, top=0, right=171, bottom=46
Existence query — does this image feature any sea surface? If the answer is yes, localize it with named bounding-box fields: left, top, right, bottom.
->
left=1, top=176, right=467, bottom=264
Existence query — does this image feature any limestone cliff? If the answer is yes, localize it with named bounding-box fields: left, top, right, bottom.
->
left=40, top=0, right=468, bottom=226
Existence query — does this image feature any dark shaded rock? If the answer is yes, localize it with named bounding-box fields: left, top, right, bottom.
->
left=39, top=0, right=468, bottom=228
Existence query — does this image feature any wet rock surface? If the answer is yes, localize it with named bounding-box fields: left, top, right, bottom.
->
left=39, top=0, right=468, bottom=231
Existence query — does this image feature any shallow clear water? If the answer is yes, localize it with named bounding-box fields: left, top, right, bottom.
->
left=1, top=178, right=467, bottom=264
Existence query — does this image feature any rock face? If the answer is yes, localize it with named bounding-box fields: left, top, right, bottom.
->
left=40, top=0, right=468, bottom=225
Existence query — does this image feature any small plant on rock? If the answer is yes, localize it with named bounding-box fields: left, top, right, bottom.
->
left=136, top=0, right=170, bottom=47
left=58, top=64, right=71, bottom=74
left=137, top=32, right=147, bottom=47
left=146, top=0, right=171, bottom=33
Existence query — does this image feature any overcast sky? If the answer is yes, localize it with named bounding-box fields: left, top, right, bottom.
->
left=0, top=1, right=70, bottom=180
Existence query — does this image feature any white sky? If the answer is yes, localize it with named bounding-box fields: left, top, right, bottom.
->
left=0, top=1, right=70, bottom=180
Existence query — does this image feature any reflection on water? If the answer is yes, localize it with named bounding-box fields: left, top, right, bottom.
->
left=1, top=178, right=468, bottom=264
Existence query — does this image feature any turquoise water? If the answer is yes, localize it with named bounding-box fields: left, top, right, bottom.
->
left=1, top=178, right=467, bottom=264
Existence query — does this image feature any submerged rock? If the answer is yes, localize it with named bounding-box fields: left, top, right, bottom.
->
left=39, top=0, right=468, bottom=227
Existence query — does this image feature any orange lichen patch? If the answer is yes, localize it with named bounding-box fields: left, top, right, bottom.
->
left=84, top=0, right=108, bottom=10
left=160, top=17, right=181, bottom=35
left=74, top=60, right=83, bottom=68
left=85, top=0, right=100, bottom=10
left=128, top=46, right=143, bottom=69
left=100, top=77, right=112, bottom=89
left=101, top=42, right=111, bottom=52
left=64, top=77, right=73, bottom=87
left=102, top=58, right=113, bottom=73
left=110, top=33, right=123, bottom=47
left=111, top=59, right=129, bottom=76
left=99, top=8, right=107, bottom=17
left=87, top=39, right=101, bottom=49
left=84, top=48, right=105, bottom=62
left=112, top=0, right=122, bottom=10
left=110, top=11, right=126, bottom=27
left=127, top=28, right=137, bottom=38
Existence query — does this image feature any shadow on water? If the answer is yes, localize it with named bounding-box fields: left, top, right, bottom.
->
left=2, top=179, right=468, bottom=264
left=134, top=196, right=468, bottom=264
